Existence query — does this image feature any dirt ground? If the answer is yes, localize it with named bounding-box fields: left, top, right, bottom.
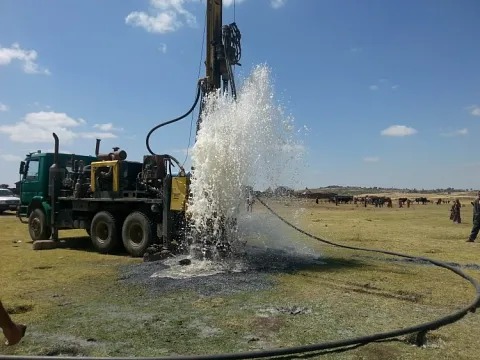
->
left=0, top=195, right=479, bottom=359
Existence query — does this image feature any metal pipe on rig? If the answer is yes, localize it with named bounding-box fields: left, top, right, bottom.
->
left=96, top=140, right=127, bottom=161
left=95, top=139, right=101, bottom=157
left=49, top=133, right=66, bottom=241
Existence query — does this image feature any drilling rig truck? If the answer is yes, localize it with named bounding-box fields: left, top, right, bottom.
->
left=16, top=0, right=241, bottom=258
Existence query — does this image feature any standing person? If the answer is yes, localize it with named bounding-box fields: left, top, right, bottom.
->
left=468, top=192, right=480, bottom=242
left=0, top=300, right=27, bottom=346
left=452, top=199, right=462, bottom=224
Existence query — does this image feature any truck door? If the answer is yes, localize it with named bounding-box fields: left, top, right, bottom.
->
left=20, top=157, right=41, bottom=206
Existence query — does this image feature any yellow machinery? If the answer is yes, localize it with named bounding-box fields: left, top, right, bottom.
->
left=90, top=161, right=121, bottom=193
left=170, top=176, right=189, bottom=212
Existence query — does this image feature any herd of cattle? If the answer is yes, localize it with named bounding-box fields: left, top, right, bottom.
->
left=319, top=195, right=453, bottom=207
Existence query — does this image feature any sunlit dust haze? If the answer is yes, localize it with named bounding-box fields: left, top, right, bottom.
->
left=186, top=64, right=308, bottom=258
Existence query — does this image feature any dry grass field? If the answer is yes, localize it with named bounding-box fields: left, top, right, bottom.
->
left=1, top=193, right=479, bottom=359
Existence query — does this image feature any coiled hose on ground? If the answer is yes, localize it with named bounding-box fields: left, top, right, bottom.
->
left=2, top=197, right=479, bottom=360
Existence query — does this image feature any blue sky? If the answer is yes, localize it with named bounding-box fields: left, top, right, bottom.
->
left=0, top=0, right=479, bottom=189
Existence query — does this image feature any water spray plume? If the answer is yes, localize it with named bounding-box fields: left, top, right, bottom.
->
left=187, top=64, right=306, bottom=258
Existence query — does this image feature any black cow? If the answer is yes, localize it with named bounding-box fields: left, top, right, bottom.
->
left=328, top=195, right=354, bottom=205
left=415, top=197, right=429, bottom=205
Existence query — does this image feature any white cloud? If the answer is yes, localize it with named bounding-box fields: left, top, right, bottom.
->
left=392, top=85, right=399, bottom=90
left=159, top=43, right=167, bottom=53
left=381, top=125, right=417, bottom=137
left=0, top=121, right=76, bottom=143
left=363, top=157, right=379, bottom=162
left=125, top=0, right=249, bottom=34
left=0, top=154, right=22, bottom=162
left=350, top=47, right=362, bottom=53
left=125, top=0, right=197, bottom=34
left=467, top=105, right=480, bottom=116
left=441, top=128, right=468, bottom=137
left=270, top=0, right=286, bottom=8
left=379, top=78, right=387, bottom=83
left=0, top=43, right=50, bottom=75
left=93, top=123, right=123, bottom=132
left=25, top=111, right=85, bottom=128
left=369, top=85, right=379, bottom=91
left=79, top=132, right=117, bottom=140
left=0, top=111, right=87, bottom=143
left=0, top=102, right=9, bottom=112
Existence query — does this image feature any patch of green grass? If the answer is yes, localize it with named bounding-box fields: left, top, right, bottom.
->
left=1, top=200, right=479, bottom=359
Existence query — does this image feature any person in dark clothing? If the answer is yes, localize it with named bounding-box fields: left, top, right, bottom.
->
left=467, top=192, right=480, bottom=242
left=452, top=199, right=461, bottom=224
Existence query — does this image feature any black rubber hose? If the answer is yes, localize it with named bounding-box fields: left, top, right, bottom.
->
left=146, top=84, right=202, bottom=156
left=2, top=198, right=479, bottom=360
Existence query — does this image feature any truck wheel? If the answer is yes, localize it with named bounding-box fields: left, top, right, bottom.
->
left=28, top=208, right=52, bottom=241
left=122, top=212, right=153, bottom=257
left=90, top=211, right=118, bottom=254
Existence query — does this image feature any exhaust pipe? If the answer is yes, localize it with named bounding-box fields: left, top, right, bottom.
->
left=53, top=133, right=59, bottom=166
left=50, top=132, right=64, bottom=242
left=95, top=139, right=101, bottom=157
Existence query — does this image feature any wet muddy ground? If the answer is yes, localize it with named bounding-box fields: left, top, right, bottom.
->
left=118, top=245, right=327, bottom=296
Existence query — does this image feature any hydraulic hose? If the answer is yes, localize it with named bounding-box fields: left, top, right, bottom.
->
left=146, top=83, right=202, bottom=156
left=2, top=198, right=479, bottom=360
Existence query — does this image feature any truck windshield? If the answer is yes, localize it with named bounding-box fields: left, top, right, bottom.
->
left=0, top=189, right=14, bottom=197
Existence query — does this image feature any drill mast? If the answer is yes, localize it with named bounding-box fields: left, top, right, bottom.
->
left=197, top=0, right=241, bottom=135
left=205, top=0, right=224, bottom=92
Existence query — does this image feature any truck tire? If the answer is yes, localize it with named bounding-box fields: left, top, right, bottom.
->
left=90, top=211, right=118, bottom=254
left=28, top=208, right=52, bottom=241
left=122, top=212, right=154, bottom=257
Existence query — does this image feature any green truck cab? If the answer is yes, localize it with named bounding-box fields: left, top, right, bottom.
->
left=17, top=151, right=97, bottom=240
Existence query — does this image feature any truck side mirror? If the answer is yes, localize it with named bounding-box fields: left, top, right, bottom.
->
left=19, top=161, right=25, bottom=175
